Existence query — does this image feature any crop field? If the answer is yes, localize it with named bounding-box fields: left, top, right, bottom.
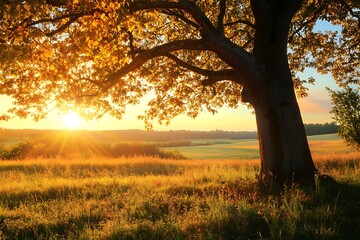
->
left=162, top=134, right=355, bottom=159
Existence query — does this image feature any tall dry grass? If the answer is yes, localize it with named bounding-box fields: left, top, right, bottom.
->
left=0, top=154, right=359, bottom=239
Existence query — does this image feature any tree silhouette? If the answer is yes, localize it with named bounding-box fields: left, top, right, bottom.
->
left=0, top=0, right=359, bottom=185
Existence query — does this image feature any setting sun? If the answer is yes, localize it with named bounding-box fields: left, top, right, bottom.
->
left=63, top=111, right=82, bottom=129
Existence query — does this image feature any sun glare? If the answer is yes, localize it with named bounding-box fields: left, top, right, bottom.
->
left=63, top=111, right=82, bottom=129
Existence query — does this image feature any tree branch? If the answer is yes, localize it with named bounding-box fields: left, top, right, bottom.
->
left=129, top=0, right=216, bottom=36
left=25, top=9, right=105, bottom=37
left=217, top=0, right=226, bottom=34
left=200, top=70, right=239, bottom=86
left=288, top=4, right=327, bottom=43
left=336, top=0, right=360, bottom=28
left=45, top=0, right=68, bottom=7
left=44, top=16, right=79, bottom=37
left=242, top=37, right=255, bottom=49
left=164, top=53, right=210, bottom=76
left=126, top=48, right=241, bottom=85
left=120, top=28, right=137, bottom=58
left=164, top=53, right=239, bottom=85
left=128, top=0, right=262, bottom=88
left=162, top=9, right=199, bottom=29
left=1, top=0, right=67, bottom=5
left=224, top=19, right=255, bottom=29
left=102, top=39, right=210, bottom=91
left=27, top=12, right=82, bottom=26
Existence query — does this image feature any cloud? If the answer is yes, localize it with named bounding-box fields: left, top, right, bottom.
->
left=298, top=97, right=330, bottom=114
left=296, top=87, right=335, bottom=125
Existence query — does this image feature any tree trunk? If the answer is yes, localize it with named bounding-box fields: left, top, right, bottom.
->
left=253, top=77, right=317, bottom=186
left=248, top=0, right=317, bottom=186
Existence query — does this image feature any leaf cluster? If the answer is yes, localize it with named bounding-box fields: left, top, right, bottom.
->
left=289, top=0, right=360, bottom=88
left=328, top=87, right=360, bottom=150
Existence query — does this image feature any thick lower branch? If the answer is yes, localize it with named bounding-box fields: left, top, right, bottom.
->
left=102, top=39, right=210, bottom=91
left=165, top=53, right=240, bottom=84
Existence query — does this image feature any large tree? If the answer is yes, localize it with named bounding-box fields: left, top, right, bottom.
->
left=0, top=0, right=359, bottom=184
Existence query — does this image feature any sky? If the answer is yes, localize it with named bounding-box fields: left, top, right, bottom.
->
left=0, top=68, right=339, bottom=131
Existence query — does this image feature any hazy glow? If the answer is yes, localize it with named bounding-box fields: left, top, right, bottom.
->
left=63, top=111, right=82, bottom=129
left=0, top=67, right=339, bottom=131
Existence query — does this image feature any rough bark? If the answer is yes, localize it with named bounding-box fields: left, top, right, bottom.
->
left=248, top=0, right=318, bottom=186
left=253, top=77, right=317, bottom=186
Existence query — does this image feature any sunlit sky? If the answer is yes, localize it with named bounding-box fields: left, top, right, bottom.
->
left=0, top=68, right=338, bottom=131
left=0, top=21, right=341, bottom=131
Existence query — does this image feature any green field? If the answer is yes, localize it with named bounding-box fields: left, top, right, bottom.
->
left=2, top=130, right=353, bottom=161
left=162, top=139, right=260, bottom=159
left=162, top=134, right=356, bottom=160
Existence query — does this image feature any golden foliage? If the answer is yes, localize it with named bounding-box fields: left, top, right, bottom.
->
left=0, top=0, right=359, bottom=124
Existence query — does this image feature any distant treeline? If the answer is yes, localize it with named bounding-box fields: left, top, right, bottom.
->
left=0, top=123, right=338, bottom=159
left=304, top=122, right=338, bottom=136
left=0, top=128, right=258, bottom=143
left=0, top=140, right=186, bottom=160
left=96, top=129, right=259, bottom=141
left=0, top=122, right=337, bottom=144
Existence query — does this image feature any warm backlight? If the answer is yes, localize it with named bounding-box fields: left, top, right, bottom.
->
left=63, top=111, right=82, bottom=129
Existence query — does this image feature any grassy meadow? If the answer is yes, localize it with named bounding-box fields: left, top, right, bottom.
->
left=162, top=134, right=353, bottom=160
left=0, top=150, right=359, bottom=239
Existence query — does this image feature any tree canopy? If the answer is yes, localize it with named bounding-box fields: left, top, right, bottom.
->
left=0, top=0, right=359, bottom=127
left=328, top=87, right=360, bottom=150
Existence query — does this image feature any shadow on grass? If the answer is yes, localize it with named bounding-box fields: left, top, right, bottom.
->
left=0, top=178, right=358, bottom=239
left=108, top=220, right=185, bottom=240
left=260, top=180, right=360, bottom=240
left=166, top=179, right=257, bottom=199
left=1, top=214, right=103, bottom=239
left=107, top=210, right=268, bottom=240
left=0, top=183, right=132, bottom=209
left=333, top=181, right=360, bottom=239
left=0, top=162, right=185, bottom=177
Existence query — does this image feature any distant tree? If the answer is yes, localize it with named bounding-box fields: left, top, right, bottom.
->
left=1, top=0, right=360, bottom=185
left=328, top=87, right=360, bottom=151
left=0, top=142, right=32, bottom=160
